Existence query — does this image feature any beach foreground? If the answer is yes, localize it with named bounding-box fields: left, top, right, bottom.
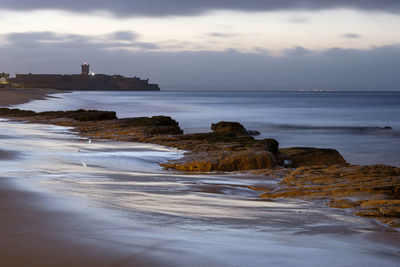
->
left=0, top=88, right=63, bottom=106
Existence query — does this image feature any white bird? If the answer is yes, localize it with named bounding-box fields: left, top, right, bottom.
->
left=88, top=139, right=92, bottom=144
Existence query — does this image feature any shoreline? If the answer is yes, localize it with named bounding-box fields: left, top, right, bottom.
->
left=1, top=105, right=399, bottom=228
left=0, top=90, right=399, bottom=265
left=0, top=175, right=172, bottom=266
left=2, top=170, right=399, bottom=266
left=0, top=87, right=65, bottom=107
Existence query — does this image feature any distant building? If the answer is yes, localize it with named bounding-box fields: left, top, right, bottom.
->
left=81, top=62, right=90, bottom=76
left=7, top=63, right=160, bottom=91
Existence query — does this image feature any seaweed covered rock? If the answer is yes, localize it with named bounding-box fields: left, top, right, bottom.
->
left=161, top=150, right=276, bottom=172
left=211, top=121, right=259, bottom=136
left=279, top=147, right=346, bottom=167
left=260, top=164, right=400, bottom=227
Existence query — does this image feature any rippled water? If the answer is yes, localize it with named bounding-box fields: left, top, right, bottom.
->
left=17, top=91, right=400, bottom=166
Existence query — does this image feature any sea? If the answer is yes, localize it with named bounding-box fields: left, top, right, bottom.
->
left=1, top=90, right=399, bottom=266
left=18, top=90, right=400, bottom=166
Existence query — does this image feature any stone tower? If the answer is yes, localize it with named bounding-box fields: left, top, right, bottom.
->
left=81, top=62, right=90, bottom=76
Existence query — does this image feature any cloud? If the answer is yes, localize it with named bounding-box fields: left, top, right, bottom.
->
left=1, top=31, right=399, bottom=91
left=288, top=17, right=309, bottom=23
left=208, top=32, right=237, bottom=38
left=283, top=46, right=315, bottom=56
left=1, top=31, right=158, bottom=51
left=109, top=31, right=137, bottom=41
left=2, top=1, right=400, bottom=17
left=342, top=33, right=362, bottom=39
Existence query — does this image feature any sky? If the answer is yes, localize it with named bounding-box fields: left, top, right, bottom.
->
left=0, top=0, right=399, bottom=90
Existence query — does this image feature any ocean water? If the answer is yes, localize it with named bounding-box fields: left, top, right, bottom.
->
left=18, top=91, right=400, bottom=166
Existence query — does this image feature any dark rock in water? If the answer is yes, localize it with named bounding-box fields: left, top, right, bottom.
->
left=60, top=109, right=117, bottom=121
left=211, top=121, right=248, bottom=136
left=118, top=116, right=181, bottom=128
left=246, top=130, right=260, bottom=136
left=0, top=108, right=36, bottom=117
left=116, top=116, right=183, bottom=135
left=211, top=121, right=260, bottom=136
left=279, top=147, right=347, bottom=167
left=384, top=126, right=393, bottom=130
left=0, top=107, right=117, bottom=121
left=260, top=138, right=279, bottom=155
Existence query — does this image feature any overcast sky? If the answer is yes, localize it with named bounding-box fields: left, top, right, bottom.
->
left=1, top=1, right=399, bottom=90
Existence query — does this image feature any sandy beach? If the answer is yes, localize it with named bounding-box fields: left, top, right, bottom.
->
left=0, top=89, right=122, bottom=266
left=1, top=89, right=127, bottom=266
left=0, top=88, right=63, bottom=107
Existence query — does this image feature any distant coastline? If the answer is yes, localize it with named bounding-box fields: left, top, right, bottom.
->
left=2, top=63, right=160, bottom=91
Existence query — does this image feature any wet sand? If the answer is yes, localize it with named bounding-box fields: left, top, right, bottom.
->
left=0, top=176, right=172, bottom=266
left=1, top=160, right=399, bottom=267
left=0, top=88, right=64, bottom=106
left=0, top=89, right=154, bottom=266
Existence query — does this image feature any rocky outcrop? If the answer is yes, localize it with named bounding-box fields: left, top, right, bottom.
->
left=1, top=108, right=281, bottom=172
left=0, top=108, right=117, bottom=121
left=1, top=107, right=352, bottom=173
left=161, top=150, right=276, bottom=172
left=211, top=121, right=259, bottom=136
left=3, top=107, right=400, bottom=228
left=279, top=147, right=347, bottom=167
left=260, top=164, right=400, bottom=227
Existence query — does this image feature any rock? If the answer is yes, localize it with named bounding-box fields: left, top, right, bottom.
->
left=63, top=110, right=117, bottom=121
left=246, top=130, right=260, bottom=136
left=379, top=206, right=400, bottom=217
left=117, top=116, right=183, bottom=135
left=329, top=198, right=360, bottom=209
left=0, top=107, right=36, bottom=117
left=218, top=151, right=276, bottom=171
left=360, top=199, right=400, bottom=209
left=161, top=150, right=276, bottom=172
left=387, top=219, right=400, bottom=228
left=259, top=164, right=400, bottom=227
left=355, top=210, right=382, bottom=217
left=260, top=138, right=279, bottom=155
left=279, top=147, right=346, bottom=167
left=211, top=121, right=258, bottom=136
left=0, top=108, right=118, bottom=121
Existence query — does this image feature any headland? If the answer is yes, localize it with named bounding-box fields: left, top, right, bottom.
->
left=2, top=63, right=160, bottom=91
